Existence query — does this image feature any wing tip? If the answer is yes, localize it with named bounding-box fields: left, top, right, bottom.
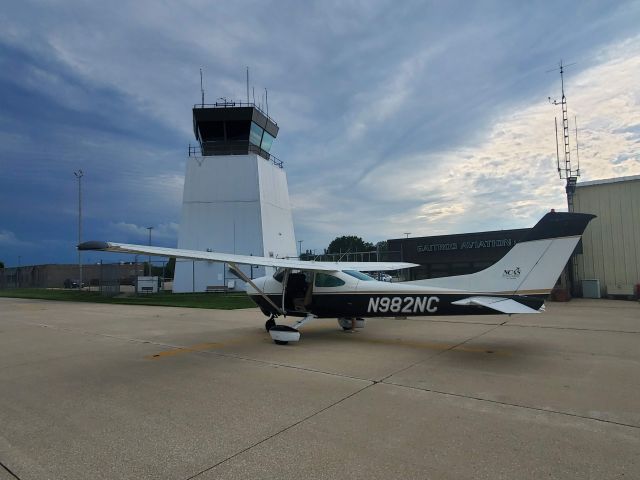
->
left=78, top=241, right=110, bottom=251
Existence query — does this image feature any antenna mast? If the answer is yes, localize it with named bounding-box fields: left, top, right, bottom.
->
left=200, top=68, right=205, bottom=107
left=548, top=60, right=580, bottom=212
left=246, top=67, right=250, bottom=104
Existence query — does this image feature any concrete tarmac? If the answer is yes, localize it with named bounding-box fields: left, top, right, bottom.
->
left=0, top=297, right=638, bottom=479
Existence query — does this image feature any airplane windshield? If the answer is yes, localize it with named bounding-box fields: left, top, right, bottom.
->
left=343, top=270, right=375, bottom=281
left=273, top=269, right=285, bottom=283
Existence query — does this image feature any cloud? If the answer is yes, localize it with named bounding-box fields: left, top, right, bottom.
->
left=110, top=221, right=180, bottom=243
left=0, top=230, right=32, bottom=247
left=294, top=34, right=640, bottom=246
left=1, top=1, right=640, bottom=263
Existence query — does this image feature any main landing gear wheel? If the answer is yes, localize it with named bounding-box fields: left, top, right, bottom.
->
left=338, top=318, right=366, bottom=330
left=265, top=317, right=276, bottom=332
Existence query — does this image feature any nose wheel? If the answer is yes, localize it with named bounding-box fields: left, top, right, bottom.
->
left=265, top=316, right=276, bottom=332
left=266, top=314, right=316, bottom=345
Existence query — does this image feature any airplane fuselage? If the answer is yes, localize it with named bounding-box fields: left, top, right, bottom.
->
left=246, top=270, right=544, bottom=319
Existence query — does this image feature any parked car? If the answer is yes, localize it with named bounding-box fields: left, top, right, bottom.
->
left=63, top=279, right=84, bottom=289
left=370, top=272, right=392, bottom=282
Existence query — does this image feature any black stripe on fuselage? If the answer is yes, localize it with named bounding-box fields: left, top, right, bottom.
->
left=248, top=293, right=544, bottom=318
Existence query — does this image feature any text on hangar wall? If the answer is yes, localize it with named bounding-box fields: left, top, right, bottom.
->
left=416, top=238, right=516, bottom=253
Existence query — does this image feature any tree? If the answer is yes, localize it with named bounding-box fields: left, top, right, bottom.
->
left=0, top=261, right=4, bottom=269
left=165, top=257, right=176, bottom=278
left=326, top=235, right=374, bottom=254
left=375, top=241, right=388, bottom=252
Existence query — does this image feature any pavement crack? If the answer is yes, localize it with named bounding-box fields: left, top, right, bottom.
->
left=21, top=319, right=375, bottom=384
left=377, top=323, right=504, bottom=383
left=382, top=381, right=640, bottom=430
left=0, top=460, right=21, bottom=479
left=502, top=323, right=640, bottom=334
left=183, top=382, right=376, bottom=479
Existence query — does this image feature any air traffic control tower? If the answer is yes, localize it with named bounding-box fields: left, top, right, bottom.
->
left=172, top=101, right=297, bottom=292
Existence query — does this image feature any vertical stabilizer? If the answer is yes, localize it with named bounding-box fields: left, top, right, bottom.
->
left=405, top=212, right=595, bottom=295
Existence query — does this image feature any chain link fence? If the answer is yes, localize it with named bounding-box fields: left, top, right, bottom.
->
left=0, top=261, right=171, bottom=294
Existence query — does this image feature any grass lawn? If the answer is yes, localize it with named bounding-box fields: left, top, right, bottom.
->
left=0, top=289, right=256, bottom=310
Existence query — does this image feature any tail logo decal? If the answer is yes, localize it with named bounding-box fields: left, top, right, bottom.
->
left=502, top=267, right=521, bottom=279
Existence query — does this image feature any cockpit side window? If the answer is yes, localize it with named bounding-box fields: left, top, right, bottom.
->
left=314, top=273, right=345, bottom=287
left=343, top=270, right=375, bottom=281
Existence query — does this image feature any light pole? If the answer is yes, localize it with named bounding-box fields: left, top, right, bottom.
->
left=74, top=170, right=84, bottom=289
left=298, top=240, right=303, bottom=258
left=146, top=226, right=153, bottom=274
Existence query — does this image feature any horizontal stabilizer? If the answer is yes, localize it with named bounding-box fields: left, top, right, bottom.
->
left=77, top=241, right=418, bottom=273
left=452, top=296, right=542, bottom=314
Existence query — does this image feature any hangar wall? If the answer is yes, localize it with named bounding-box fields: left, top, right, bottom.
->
left=388, top=228, right=529, bottom=281
left=573, top=175, right=640, bottom=297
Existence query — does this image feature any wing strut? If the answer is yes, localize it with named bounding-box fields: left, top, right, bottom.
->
left=227, top=262, right=283, bottom=316
left=281, top=269, right=290, bottom=315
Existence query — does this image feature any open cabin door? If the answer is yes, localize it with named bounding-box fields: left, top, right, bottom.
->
left=281, top=270, right=314, bottom=314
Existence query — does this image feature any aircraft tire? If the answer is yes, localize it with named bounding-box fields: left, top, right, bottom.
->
left=265, top=318, right=276, bottom=332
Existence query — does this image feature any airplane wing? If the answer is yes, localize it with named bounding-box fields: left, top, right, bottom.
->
left=78, top=241, right=417, bottom=272
left=451, top=296, right=542, bottom=314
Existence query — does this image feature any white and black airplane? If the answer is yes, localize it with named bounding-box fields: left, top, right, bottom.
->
left=79, top=211, right=594, bottom=344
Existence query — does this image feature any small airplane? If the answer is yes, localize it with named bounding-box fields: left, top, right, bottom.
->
left=79, top=211, right=594, bottom=345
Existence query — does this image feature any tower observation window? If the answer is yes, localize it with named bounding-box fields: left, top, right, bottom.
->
left=199, top=121, right=224, bottom=141
left=249, top=122, right=264, bottom=147
left=226, top=120, right=250, bottom=141
left=261, top=131, right=275, bottom=153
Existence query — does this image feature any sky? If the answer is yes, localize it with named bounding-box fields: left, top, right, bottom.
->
left=1, top=0, right=639, bottom=267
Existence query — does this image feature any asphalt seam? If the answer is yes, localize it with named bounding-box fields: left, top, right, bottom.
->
left=376, top=319, right=640, bottom=430
left=11, top=320, right=375, bottom=383
left=183, top=382, right=376, bottom=479
left=500, top=323, right=640, bottom=334
left=420, top=317, right=640, bottom=334
left=8, top=314, right=640, bottom=335
left=377, top=322, right=505, bottom=383
left=381, top=380, right=640, bottom=430
left=0, top=460, right=21, bottom=479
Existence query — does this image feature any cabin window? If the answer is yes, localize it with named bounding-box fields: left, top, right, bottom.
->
left=343, top=270, right=374, bottom=281
left=314, top=273, right=345, bottom=287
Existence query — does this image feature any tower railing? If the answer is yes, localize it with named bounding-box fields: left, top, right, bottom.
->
left=188, top=141, right=283, bottom=168
left=193, top=101, right=278, bottom=126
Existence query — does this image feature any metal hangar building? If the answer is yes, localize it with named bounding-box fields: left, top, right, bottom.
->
left=573, top=175, right=640, bottom=298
